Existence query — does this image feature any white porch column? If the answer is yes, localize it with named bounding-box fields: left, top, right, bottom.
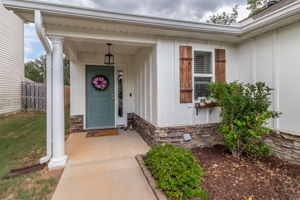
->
left=48, top=37, right=68, bottom=169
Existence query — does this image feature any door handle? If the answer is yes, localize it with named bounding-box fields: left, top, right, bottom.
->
left=112, top=97, right=114, bottom=101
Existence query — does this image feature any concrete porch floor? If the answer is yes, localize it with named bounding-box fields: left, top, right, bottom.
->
left=51, top=130, right=156, bottom=200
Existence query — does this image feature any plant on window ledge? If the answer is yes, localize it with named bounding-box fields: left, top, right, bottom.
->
left=194, top=97, right=217, bottom=115
left=209, top=81, right=281, bottom=157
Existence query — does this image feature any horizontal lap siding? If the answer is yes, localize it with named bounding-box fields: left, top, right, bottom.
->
left=0, top=0, right=24, bottom=114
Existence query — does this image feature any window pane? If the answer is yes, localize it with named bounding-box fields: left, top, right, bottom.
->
left=194, top=77, right=211, bottom=98
left=194, top=51, right=212, bottom=74
left=118, top=71, right=123, bottom=117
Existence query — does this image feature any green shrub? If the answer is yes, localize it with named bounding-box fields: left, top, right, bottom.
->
left=145, top=144, right=207, bottom=200
left=209, top=81, right=280, bottom=157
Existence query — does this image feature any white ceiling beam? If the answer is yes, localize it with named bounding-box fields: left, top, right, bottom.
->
left=45, top=25, right=156, bottom=46
left=64, top=40, right=79, bottom=61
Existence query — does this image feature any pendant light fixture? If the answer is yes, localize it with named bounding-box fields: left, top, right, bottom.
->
left=104, top=43, right=114, bottom=65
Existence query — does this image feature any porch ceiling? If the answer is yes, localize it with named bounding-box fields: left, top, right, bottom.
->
left=65, top=39, right=141, bottom=55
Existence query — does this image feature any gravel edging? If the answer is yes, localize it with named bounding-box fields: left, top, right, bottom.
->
left=135, top=155, right=167, bottom=200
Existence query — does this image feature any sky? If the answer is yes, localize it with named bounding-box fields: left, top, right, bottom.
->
left=24, top=0, right=250, bottom=63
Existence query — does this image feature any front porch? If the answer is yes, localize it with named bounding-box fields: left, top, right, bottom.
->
left=40, top=10, right=158, bottom=169
left=52, top=129, right=156, bottom=200
left=6, top=2, right=234, bottom=169
left=67, top=39, right=156, bottom=131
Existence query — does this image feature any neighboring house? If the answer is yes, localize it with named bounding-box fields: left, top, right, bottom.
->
left=0, top=0, right=24, bottom=114
left=4, top=0, right=300, bottom=167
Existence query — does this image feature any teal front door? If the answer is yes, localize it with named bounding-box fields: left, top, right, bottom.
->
left=86, top=66, right=115, bottom=128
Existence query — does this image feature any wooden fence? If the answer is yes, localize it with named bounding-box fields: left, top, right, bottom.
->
left=64, top=86, right=70, bottom=112
left=21, top=82, right=70, bottom=112
left=21, top=82, right=46, bottom=111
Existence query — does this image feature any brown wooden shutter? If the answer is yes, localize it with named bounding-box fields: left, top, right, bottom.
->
left=215, top=49, right=226, bottom=82
left=180, top=46, right=193, bottom=103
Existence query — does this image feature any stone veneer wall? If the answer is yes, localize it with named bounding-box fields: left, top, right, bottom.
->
left=128, top=113, right=157, bottom=146
left=128, top=113, right=223, bottom=149
left=128, top=113, right=300, bottom=164
left=70, top=115, right=84, bottom=133
left=265, top=130, right=300, bottom=165
left=156, top=124, right=223, bottom=148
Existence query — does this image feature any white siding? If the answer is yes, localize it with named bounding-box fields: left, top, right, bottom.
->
left=236, top=41, right=253, bottom=83
left=154, top=22, right=300, bottom=135
left=132, top=47, right=157, bottom=125
left=69, top=21, right=300, bottom=135
left=236, top=21, right=300, bottom=135
left=151, top=46, right=158, bottom=125
left=156, top=38, right=238, bottom=127
left=0, top=0, right=24, bottom=114
left=156, top=39, right=177, bottom=127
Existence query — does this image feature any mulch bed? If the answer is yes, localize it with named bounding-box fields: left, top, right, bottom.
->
left=192, top=145, right=300, bottom=200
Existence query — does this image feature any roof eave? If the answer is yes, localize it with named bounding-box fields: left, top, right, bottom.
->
left=3, top=0, right=300, bottom=42
left=3, top=0, right=241, bottom=36
left=241, top=0, right=300, bottom=34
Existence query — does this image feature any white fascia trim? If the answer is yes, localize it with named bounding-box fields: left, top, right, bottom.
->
left=241, top=0, right=300, bottom=33
left=3, top=0, right=241, bottom=35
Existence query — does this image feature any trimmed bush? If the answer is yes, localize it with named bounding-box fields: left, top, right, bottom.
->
left=209, top=81, right=280, bottom=157
left=145, top=144, right=207, bottom=200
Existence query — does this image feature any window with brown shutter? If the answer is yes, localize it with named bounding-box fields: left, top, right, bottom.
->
left=180, top=46, right=193, bottom=103
left=194, top=51, right=213, bottom=99
left=215, top=49, right=226, bottom=82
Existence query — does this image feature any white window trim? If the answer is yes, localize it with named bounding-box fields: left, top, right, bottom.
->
left=192, top=48, right=215, bottom=102
left=115, top=64, right=128, bottom=126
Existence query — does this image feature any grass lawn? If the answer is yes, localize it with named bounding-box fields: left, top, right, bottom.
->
left=0, top=111, right=70, bottom=200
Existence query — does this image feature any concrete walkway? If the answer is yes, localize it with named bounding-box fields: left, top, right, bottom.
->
left=51, top=130, right=156, bottom=200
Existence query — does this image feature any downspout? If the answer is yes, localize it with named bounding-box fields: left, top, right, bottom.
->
left=34, top=10, right=53, bottom=164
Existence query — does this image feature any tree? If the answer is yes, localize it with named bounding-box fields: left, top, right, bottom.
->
left=25, top=55, right=70, bottom=85
left=247, top=0, right=269, bottom=15
left=25, top=55, right=46, bottom=83
left=63, top=57, right=70, bottom=86
left=207, top=5, right=239, bottom=25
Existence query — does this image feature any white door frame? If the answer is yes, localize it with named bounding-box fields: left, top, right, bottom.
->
left=83, top=63, right=128, bottom=130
